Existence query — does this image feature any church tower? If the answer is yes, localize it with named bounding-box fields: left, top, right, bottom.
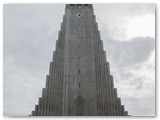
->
left=31, top=4, right=129, bottom=116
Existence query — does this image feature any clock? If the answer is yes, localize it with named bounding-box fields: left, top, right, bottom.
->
left=76, top=12, right=83, bottom=17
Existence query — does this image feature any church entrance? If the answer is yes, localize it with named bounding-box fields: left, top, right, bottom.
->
left=76, top=100, right=84, bottom=116
left=71, top=95, right=87, bottom=116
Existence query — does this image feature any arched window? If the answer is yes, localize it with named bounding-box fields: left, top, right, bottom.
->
left=72, top=95, right=87, bottom=116
left=76, top=101, right=84, bottom=116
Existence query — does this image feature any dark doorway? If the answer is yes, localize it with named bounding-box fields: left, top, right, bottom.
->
left=76, top=101, right=84, bottom=116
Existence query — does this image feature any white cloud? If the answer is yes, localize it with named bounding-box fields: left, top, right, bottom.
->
left=126, top=15, right=155, bottom=39
left=94, top=4, right=155, bottom=41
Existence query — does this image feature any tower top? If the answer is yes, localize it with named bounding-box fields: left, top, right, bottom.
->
left=66, top=4, right=93, bottom=8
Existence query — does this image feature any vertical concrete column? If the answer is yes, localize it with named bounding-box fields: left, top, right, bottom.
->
left=105, top=62, right=110, bottom=115
left=32, top=111, right=35, bottom=116
left=114, top=88, right=118, bottom=116
left=118, top=98, right=122, bottom=116
left=102, top=51, right=107, bottom=115
left=121, top=105, right=125, bottom=116
left=35, top=105, right=38, bottom=116
left=38, top=98, right=42, bottom=116
left=125, top=111, right=128, bottom=116
left=110, top=76, right=115, bottom=115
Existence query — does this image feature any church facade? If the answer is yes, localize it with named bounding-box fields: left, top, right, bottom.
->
left=31, top=4, right=128, bottom=116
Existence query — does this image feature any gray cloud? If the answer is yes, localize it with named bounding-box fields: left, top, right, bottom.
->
left=3, top=4, right=155, bottom=116
left=103, top=36, right=155, bottom=116
left=3, top=4, right=65, bottom=116
left=103, top=36, right=155, bottom=67
left=122, top=95, right=155, bottom=116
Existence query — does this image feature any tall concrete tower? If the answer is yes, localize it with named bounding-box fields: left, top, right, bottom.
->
left=31, top=4, right=128, bottom=116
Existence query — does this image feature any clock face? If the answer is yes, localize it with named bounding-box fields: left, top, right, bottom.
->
left=76, top=12, right=83, bottom=17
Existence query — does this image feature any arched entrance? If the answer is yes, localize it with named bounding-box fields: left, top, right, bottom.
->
left=71, top=95, right=88, bottom=116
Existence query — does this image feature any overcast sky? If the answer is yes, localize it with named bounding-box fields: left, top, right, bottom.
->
left=3, top=4, right=155, bottom=116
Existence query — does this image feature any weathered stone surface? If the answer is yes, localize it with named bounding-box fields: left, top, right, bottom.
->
left=31, top=4, right=128, bottom=116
